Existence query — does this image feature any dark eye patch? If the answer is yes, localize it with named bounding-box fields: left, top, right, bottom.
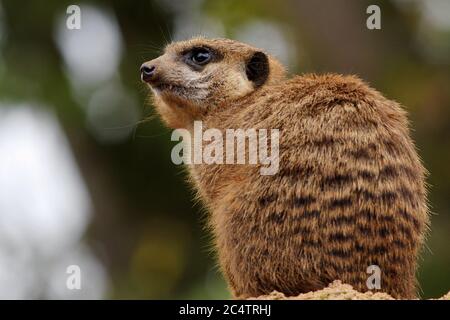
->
left=191, top=48, right=211, bottom=64
left=182, top=46, right=222, bottom=70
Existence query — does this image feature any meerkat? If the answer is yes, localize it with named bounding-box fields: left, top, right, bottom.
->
left=140, top=37, right=429, bottom=299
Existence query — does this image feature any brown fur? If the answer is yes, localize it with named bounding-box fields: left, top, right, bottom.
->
left=142, top=38, right=429, bottom=299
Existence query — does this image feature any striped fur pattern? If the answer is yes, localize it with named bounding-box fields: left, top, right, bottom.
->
left=200, top=74, right=428, bottom=299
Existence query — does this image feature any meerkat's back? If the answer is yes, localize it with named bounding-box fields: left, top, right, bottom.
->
left=202, top=73, right=428, bottom=298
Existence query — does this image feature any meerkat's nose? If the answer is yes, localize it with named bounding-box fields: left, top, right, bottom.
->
left=140, top=63, right=156, bottom=82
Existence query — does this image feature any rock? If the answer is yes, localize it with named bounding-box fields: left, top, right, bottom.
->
left=249, top=280, right=450, bottom=300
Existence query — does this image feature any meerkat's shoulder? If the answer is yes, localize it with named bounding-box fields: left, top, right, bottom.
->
left=229, top=72, right=408, bottom=127
left=252, top=72, right=401, bottom=117
left=228, top=73, right=376, bottom=112
left=275, top=73, right=378, bottom=98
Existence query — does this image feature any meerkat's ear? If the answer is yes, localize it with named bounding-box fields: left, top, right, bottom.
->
left=245, top=51, right=269, bottom=87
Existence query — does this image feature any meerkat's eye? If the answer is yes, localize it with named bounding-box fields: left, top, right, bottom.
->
left=182, top=46, right=221, bottom=70
left=189, top=48, right=212, bottom=65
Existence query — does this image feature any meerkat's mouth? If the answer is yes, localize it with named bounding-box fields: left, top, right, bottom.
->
left=150, top=82, right=193, bottom=99
left=149, top=81, right=208, bottom=103
left=152, top=83, right=184, bottom=92
left=147, top=79, right=174, bottom=91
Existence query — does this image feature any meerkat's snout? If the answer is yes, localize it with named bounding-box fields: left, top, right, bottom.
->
left=141, top=58, right=164, bottom=86
left=140, top=63, right=156, bottom=83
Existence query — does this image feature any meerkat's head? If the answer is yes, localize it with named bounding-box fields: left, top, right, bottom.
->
left=141, top=37, right=286, bottom=128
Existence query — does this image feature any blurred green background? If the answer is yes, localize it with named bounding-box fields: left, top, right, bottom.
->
left=0, top=0, right=448, bottom=299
